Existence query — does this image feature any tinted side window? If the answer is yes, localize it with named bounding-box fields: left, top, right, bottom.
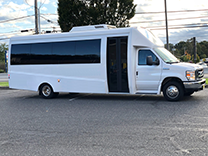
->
left=52, top=41, right=76, bottom=63
left=75, top=39, right=100, bottom=63
left=11, top=39, right=101, bottom=65
left=11, top=44, right=31, bottom=65
left=138, top=50, right=157, bottom=65
left=30, top=43, right=52, bottom=64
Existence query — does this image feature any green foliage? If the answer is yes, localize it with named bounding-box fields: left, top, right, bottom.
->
left=173, top=38, right=208, bottom=63
left=0, top=43, right=8, bottom=63
left=0, top=69, right=4, bottom=73
left=198, top=41, right=208, bottom=59
left=191, top=54, right=200, bottom=63
left=58, top=0, right=87, bottom=32
left=174, top=41, right=186, bottom=56
left=58, top=0, right=136, bottom=32
left=180, top=53, right=191, bottom=62
left=0, top=43, right=8, bottom=72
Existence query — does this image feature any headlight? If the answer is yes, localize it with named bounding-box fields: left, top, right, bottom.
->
left=186, top=71, right=195, bottom=81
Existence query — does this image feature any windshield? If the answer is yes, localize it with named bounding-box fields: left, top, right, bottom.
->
left=154, top=48, right=179, bottom=64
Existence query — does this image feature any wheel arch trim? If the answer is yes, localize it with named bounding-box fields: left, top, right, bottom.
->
left=159, top=77, right=184, bottom=93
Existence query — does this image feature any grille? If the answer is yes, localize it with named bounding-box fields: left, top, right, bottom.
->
left=195, top=69, right=204, bottom=80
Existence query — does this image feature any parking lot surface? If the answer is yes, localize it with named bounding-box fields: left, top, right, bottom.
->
left=0, top=89, right=208, bottom=156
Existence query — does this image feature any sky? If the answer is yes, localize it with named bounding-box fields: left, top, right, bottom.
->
left=0, top=0, right=208, bottom=45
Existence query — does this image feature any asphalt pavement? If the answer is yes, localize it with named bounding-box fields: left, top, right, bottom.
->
left=0, top=73, right=8, bottom=82
left=0, top=69, right=208, bottom=155
left=0, top=88, right=208, bottom=156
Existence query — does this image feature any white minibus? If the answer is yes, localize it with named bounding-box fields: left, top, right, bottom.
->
left=8, top=24, right=206, bottom=101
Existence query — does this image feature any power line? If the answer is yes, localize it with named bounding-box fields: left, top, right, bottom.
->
left=135, top=9, right=208, bottom=14
left=150, top=25, right=208, bottom=30
left=0, top=30, right=20, bottom=34
left=0, top=15, right=34, bottom=23
left=38, top=0, right=47, bottom=9
left=24, top=0, right=46, bottom=8
left=40, top=15, right=59, bottom=25
left=145, top=23, right=208, bottom=29
left=130, top=16, right=208, bottom=24
left=24, top=0, right=33, bottom=7
left=41, top=13, right=57, bottom=16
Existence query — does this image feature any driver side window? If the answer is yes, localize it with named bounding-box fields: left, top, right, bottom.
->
left=138, top=50, right=157, bottom=65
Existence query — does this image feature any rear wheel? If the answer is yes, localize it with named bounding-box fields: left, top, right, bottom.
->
left=163, top=81, right=184, bottom=101
left=39, top=84, right=58, bottom=99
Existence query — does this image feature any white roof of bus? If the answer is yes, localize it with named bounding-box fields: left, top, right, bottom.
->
left=10, top=25, right=164, bottom=48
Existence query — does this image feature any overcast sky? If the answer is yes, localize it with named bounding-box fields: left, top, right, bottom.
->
left=0, top=0, right=208, bottom=45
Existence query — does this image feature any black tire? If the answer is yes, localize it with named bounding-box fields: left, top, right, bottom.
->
left=39, top=84, right=57, bottom=99
left=53, top=92, right=59, bottom=97
left=184, top=91, right=194, bottom=96
left=163, top=81, right=184, bottom=101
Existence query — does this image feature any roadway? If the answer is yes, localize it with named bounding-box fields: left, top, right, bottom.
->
left=0, top=73, right=8, bottom=82
left=0, top=68, right=208, bottom=155
left=0, top=88, right=208, bottom=155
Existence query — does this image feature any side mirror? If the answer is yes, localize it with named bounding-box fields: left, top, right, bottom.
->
left=154, top=58, right=160, bottom=65
left=146, top=56, right=153, bottom=65
left=146, top=56, right=160, bottom=66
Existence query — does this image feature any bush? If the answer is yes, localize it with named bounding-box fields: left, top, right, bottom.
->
left=0, top=62, right=5, bottom=73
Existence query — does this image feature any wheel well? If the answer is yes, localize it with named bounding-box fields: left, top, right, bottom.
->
left=161, top=77, right=184, bottom=91
left=38, top=83, right=53, bottom=94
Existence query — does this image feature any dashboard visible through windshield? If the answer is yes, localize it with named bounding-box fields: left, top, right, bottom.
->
left=154, top=48, right=179, bottom=64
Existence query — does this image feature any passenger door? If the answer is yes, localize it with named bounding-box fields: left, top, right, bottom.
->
left=107, top=37, right=129, bottom=93
left=136, top=49, right=162, bottom=92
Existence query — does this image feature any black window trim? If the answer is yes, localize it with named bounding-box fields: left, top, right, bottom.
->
left=138, top=49, right=159, bottom=66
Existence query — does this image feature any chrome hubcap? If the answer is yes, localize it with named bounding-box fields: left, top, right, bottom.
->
left=166, top=85, right=179, bottom=99
left=42, top=85, right=51, bottom=97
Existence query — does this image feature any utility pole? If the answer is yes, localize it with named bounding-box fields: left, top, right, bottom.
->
left=34, top=0, right=39, bottom=34
left=164, top=0, right=169, bottom=50
left=193, top=37, right=197, bottom=63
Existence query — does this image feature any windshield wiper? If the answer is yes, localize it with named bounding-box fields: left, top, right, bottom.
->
left=171, top=61, right=179, bottom=64
left=166, top=61, right=179, bottom=64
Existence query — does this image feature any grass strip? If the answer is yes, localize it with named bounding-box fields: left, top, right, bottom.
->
left=0, top=82, right=9, bottom=87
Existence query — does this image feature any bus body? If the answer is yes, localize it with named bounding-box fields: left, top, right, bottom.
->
left=8, top=25, right=206, bottom=101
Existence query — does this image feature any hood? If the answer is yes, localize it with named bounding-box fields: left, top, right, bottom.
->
left=168, top=62, right=203, bottom=71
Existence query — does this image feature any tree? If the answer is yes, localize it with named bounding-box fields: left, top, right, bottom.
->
left=57, top=0, right=88, bottom=32
left=174, top=41, right=186, bottom=56
left=191, top=54, right=200, bottom=63
left=0, top=43, right=8, bottom=62
left=58, top=0, right=136, bottom=32
left=198, top=41, right=208, bottom=58
left=180, top=52, right=191, bottom=62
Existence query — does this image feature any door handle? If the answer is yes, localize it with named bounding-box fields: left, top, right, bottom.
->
left=136, top=71, right=138, bottom=75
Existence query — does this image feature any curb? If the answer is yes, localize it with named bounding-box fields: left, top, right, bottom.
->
left=0, top=86, right=11, bottom=90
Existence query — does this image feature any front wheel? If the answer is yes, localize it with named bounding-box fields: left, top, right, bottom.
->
left=39, top=84, right=58, bottom=99
left=163, top=81, right=184, bottom=101
left=184, top=91, right=194, bottom=96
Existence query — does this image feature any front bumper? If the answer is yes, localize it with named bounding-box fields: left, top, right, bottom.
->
left=183, top=79, right=206, bottom=91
